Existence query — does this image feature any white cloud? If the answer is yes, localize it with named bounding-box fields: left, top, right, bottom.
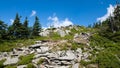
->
left=30, top=10, right=36, bottom=17
left=47, top=15, right=73, bottom=28
left=10, top=19, right=14, bottom=24
left=97, top=4, right=115, bottom=22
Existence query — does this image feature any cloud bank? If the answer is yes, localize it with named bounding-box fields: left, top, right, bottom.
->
left=97, top=4, right=115, bottom=22
left=47, top=15, right=73, bottom=28
left=30, top=10, right=36, bottom=17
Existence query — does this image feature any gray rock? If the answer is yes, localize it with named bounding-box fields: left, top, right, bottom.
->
left=72, top=63, right=79, bottom=68
left=86, top=64, right=98, bottom=68
left=73, top=33, right=90, bottom=45
left=57, top=29, right=66, bottom=37
left=34, top=53, right=48, bottom=59
left=47, top=52, right=59, bottom=58
left=65, top=30, right=71, bottom=34
left=36, top=49, right=42, bottom=53
left=32, top=58, right=40, bottom=64
left=58, top=50, right=77, bottom=61
left=61, top=61, right=72, bottom=65
left=3, top=57, right=19, bottom=65
left=29, top=44, right=40, bottom=49
left=17, top=65, right=27, bottom=68
left=39, top=30, right=50, bottom=37
left=40, top=46, right=49, bottom=53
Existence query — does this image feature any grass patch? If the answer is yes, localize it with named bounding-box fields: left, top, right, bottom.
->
left=4, top=65, right=16, bottom=68
left=0, top=59, right=6, bottom=68
left=60, top=45, right=68, bottom=51
left=37, top=58, right=45, bottom=65
left=0, top=36, right=49, bottom=52
left=18, top=54, right=34, bottom=65
left=27, top=63, right=36, bottom=68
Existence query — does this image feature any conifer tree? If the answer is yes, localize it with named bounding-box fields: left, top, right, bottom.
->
left=0, top=20, right=7, bottom=40
left=23, top=17, right=29, bottom=38
left=32, top=16, right=41, bottom=36
left=12, top=13, right=22, bottom=38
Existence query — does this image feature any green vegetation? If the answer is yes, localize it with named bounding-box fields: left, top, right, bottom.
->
left=49, top=32, right=61, bottom=40
left=27, top=63, right=36, bottom=68
left=0, top=13, right=42, bottom=42
left=81, top=33, right=120, bottom=68
left=0, top=1, right=120, bottom=68
left=87, top=4, right=120, bottom=67
left=0, top=59, right=6, bottom=68
left=32, top=16, right=42, bottom=36
left=18, top=54, right=34, bottom=65
left=71, top=43, right=78, bottom=50
left=4, top=65, right=16, bottom=68
left=37, top=58, right=45, bottom=65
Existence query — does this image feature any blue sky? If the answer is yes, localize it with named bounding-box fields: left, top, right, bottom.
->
left=0, top=0, right=116, bottom=27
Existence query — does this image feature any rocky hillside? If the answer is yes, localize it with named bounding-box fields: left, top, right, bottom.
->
left=0, top=25, right=120, bottom=68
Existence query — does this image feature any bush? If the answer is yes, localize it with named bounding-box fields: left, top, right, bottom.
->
left=96, top=52, right=120, bottom=68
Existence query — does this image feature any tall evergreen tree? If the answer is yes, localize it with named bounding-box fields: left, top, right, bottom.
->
left=32, top=16, right=41, bottom=36
left=12, top=13, right=22, bottom=38
left=23, top=17, right=28, bottom=28
left=0, top=20, right=7, bottom=40
left=23, top=17, right=29, bottom=38
left=113, top=3, right=120, bottom=31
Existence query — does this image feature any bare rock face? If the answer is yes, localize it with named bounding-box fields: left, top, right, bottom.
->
left=3, top=57, right=19, bottom=65
left=73, top=33, right=90, bottom=45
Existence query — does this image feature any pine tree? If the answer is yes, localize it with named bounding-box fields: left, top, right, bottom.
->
left=23, top=17, right=28, bottom=28
left=23, top=17, right=29, bottom=38
left=12, top=13, right=22, bottom=38
left=113, top=3, right=120, bottom=31
left=0, top=20, right=7, bottom=40
left=32, top=16, right=41, bottom=36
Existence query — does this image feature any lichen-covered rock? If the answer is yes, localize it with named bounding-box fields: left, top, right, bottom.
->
left=73, top=33, right=90, bottom=45
left=3, top=57, right=19, bottom=65
left=56, top=29, right=66, bottom=37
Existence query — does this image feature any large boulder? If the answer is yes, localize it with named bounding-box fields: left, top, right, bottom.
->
left=39, top=30, right=50, bottom=36
left=3, top=57, right=19, bottom=65
left=72, top=63, right=79, bottom=68
left=56, top=29, right=66, bottom=37
left=29, top=44, right=40, bottom=49
left=40, top=46, right=49, bottom=53
left=76, top=48, right=82, bottom=62
left=58, top=50, right=77, bottom=61
left=73, top=33, right=90, bottom=45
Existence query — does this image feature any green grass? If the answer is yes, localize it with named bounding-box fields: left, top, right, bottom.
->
left=0, top=36, right=49, bottom=52
left=4, top=65, right=16, bottom=68
left=37, top=58, right=45, bottom=65
left=85, top=33, right=120, bottom=68
left=0, top=59, right=6, bottom=68
left=18, top=54, right=34, bottom=65
left=27, top=63, right=36, bottom=68
left=60, top=44, right=68, bottom=51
